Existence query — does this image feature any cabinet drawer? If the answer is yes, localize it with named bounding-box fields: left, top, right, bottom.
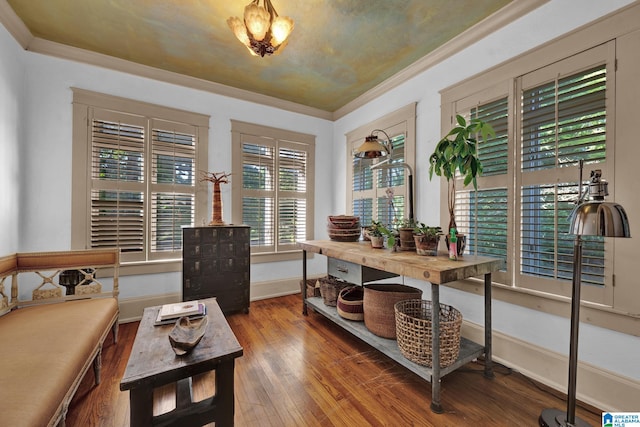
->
left=328, top=258, right=398, bottom=285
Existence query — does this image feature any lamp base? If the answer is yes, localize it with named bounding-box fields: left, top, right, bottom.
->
left=539, top=408, right=592, bottom=427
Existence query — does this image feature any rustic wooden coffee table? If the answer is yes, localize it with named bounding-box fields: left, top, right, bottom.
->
left=120, top=298, right=243, bottom=426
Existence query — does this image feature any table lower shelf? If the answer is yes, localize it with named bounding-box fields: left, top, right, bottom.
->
left=305, top=296, right=484, bottom=382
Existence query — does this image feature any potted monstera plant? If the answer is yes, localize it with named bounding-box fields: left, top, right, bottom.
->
left=428, top=114, right=495, bottom=255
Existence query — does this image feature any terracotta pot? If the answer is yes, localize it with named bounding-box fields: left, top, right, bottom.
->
left=398, top=228, right=416, bottom=251
left=370, top=236, right=384, bottom=248
left=414, top=234, right=439, bottom=256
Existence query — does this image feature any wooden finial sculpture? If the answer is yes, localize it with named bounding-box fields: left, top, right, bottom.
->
left=200, top=171, right=231, bottom=226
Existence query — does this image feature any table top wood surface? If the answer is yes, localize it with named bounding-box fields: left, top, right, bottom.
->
left=298, top=240, right=504, bottom=285
left=120, top=298, right=243, bottom=391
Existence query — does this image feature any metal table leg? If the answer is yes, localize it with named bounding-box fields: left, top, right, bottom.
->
left=484, top=272, right=494, bottom=379
left=430, top=283, right=442, bottom=413
left=302, top=249, right=308, bottom=315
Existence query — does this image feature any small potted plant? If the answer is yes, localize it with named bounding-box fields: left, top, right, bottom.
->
left=428, top=114, right=495, bottom=255
left=369, top=221, right=396, bottom=249
left=395, top=218, right=417, bottom=251
left=413, top=223, right=442, bottom=256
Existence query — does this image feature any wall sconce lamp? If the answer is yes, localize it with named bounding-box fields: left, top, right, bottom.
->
left=354, top=129, right=414, bottom=221
left=539, top=160, right=630, bottom=427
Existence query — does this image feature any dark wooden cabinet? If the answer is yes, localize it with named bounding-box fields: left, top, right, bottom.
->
left=182, top=225, right=250, bottom=314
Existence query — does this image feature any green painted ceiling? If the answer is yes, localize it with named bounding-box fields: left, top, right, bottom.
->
left=7, top=0, right=511, bottom=112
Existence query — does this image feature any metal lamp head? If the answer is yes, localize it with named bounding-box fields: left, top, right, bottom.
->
left=570, top=201, right=630, bottom=237
left=354, top=130, right=392, bottom=159
left=569, top=168, right=630, bottom=238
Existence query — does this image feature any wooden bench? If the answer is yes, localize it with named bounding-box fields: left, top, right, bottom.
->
left=0, top=250, right=119, bottom=427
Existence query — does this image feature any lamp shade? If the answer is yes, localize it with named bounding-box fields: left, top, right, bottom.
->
left=569, top=201, right=630, bottom=237
left=354, top=135, right=391, bottom=159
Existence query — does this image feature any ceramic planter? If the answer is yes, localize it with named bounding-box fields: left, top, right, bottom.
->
left=370, top=236, right=384, bottom=248
left=398, top=227, right=416, bottom=251
left=414, top=234, right=439, bottom=256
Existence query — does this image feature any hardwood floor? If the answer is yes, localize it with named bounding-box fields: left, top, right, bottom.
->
left=66, top=294, right=602, bottom=426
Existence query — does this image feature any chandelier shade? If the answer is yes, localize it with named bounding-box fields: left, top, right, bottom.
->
left=227, top=0, right=294, bottom=57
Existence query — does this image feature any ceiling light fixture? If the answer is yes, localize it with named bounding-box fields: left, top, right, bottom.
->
left=227, top=0, right=294, bottom=57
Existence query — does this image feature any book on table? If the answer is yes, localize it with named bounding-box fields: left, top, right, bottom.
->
left=155, top=301, right=207, bottom=325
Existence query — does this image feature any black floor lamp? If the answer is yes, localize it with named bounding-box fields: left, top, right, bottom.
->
left=539, top=161, right=630, bottom=427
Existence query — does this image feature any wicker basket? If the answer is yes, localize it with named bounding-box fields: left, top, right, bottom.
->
left=394, top=299, right=462, bottom=368
left=327, top=215, right=361, bottom=242
left=363, top=284, right=423, bottom=339
left=300, top=278, right=321, bottom=298
left=337, top=286, right=364, bottom=321
left=319, top=276, right=350, bottom=306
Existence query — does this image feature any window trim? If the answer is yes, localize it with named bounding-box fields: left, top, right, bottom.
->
left=438, top=9, right=640, bottom=334
left=230, top=120, right=315, bottom=264
left=71, top=88, right=209, bottom=275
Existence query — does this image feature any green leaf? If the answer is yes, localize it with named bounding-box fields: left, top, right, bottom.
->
left=470, top=157, right=478, bottom=176
left=456, top=115, right=466, bottom=127
left=444, top=145, right=454, bottom=160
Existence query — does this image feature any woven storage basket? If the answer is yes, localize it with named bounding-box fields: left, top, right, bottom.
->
left=300, top=278, right=321, bottom=298
left=327, top=215, right=361, bottom=242
left=363, top=284, right=423, bottom=339
left=394, top=299, right=462, bottom=368
left=337, top=286, right=364, bottom=321
left=319, top=276, right=350, bottom=306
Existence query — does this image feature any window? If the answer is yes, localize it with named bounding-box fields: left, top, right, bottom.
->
left=72, top=89, right=209, bottom=270
left=445, top=42, right=614, bottom=304
left=231, top=120, right=315, bottom=262
left=346, top=104, right=416, bottom=228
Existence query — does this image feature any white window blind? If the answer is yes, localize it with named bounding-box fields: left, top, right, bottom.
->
left=519, top=63, right=607, bottom=289
left=455, top=96, right=509, bottom=275
left=89, top=110, right=198, bottom=262
left=234, top=124, right=315, bottom=258
left=150, top=123, right=196, bottom=254
left=242, top=140, right=275, bottom=249
left=448, top=43, right=613, bottom=300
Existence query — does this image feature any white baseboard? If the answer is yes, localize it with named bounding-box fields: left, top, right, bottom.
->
left=118, top=293, right=181, bottom=323
left=117, top=277, right=639, bottom=412
left=117, top=276, right=310, bottom=322
left=462, top=321, right=640, bottom=412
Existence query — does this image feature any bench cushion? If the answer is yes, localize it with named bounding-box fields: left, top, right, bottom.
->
left=0, top=298, right=118, bottom=427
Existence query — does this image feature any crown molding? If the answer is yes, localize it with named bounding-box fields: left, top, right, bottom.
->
left=1, top=0, right=547, bottom=122
left=0, top=0, right=33, bottom=48
left=331, top=0, right=550, bottom=120
left=26, top=37, right=334, bottom=121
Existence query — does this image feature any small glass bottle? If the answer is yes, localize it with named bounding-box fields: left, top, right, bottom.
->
left=449, top=228, right=458, bottom=261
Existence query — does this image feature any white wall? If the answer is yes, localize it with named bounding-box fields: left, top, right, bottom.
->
left=7, top=43, right=333, bottom=298
left=0, top=24, right=22, bottom=255
left=333, top=0, right=639, bottom=383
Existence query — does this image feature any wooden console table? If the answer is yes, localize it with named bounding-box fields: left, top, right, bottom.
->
left=120, top=298, right=243, bottom=426
left=298, top=240, right=503, bottom=413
